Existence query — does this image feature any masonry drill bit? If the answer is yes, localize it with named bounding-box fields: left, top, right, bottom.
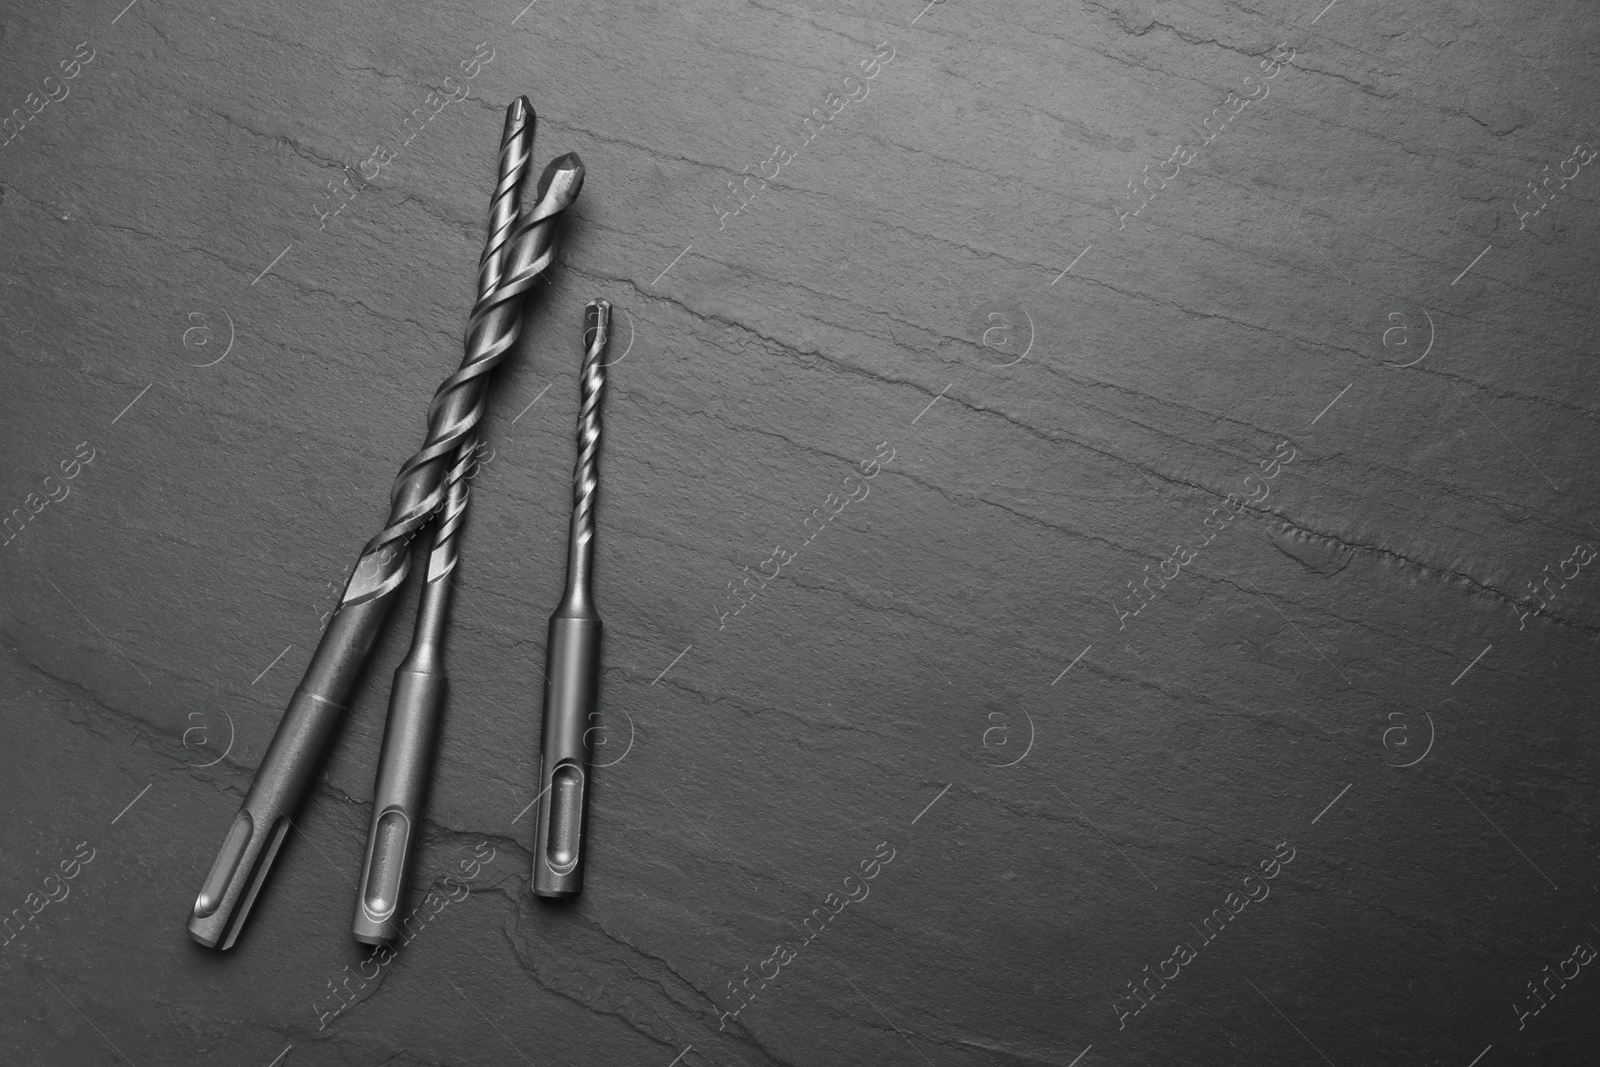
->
left=533, top=300, right=611, bottom=898
left=347, top=76, right=540, bottom=948
left=189, top=95, right=586, bottom=950
left=350, top=108, right=520, bottom=942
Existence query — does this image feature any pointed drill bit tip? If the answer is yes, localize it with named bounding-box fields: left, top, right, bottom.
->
left=527, top=152, right=585, bottom=213
left=504, top=95, right=535, bottom=138
left=584, top=300, right=611, bottom=347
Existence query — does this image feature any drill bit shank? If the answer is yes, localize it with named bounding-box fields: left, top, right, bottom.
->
left=352, top=433, right=478, bottom=943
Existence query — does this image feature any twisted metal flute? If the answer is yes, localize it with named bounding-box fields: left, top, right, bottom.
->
left=343, top=143, right=585, bottom=606
left=189, top=96, right=585, bottom=949
left=569, top=301, right=609, bottom=575
left=424, top=440, right=477, bottom=583
left=408, top=69, right=535, bottom=590
left=407, top=72, right=529, bottom=595
left=532, top=300, right=611, bottom=897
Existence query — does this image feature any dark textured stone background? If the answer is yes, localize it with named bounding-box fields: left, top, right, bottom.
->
left=2, top=0, right=1599, bottom=1063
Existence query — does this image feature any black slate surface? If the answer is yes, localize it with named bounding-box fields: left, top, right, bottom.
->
left=3, top=0, right=1600, bottom=1064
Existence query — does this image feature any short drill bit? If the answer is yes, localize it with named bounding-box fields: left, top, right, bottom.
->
left=189, top=97, right=585, bottom=950
left=533, top=300, right=610, bottom=897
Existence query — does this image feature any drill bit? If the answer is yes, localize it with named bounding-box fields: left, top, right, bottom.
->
left=347, top=81, right=537, bottom=947
left=188, top=96, right=586, bottom=950
left=533, top=300, right=611, bottom=897
left=350, top=126, right=514, bottom=941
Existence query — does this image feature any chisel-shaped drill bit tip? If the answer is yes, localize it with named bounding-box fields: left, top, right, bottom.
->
left=528, top=153, right=585, bottom=224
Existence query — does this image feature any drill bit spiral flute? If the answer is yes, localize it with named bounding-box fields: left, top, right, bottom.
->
left=188, top=97, right=585, bottom=950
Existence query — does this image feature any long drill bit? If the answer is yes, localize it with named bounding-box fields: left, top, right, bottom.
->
left=188, top=99, right=585, bottom=950
left=348, top=91, right=527, bottom=940
left=533, top=300, right=610, bottom=897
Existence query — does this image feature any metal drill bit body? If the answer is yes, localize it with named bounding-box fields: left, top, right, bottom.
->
left=423, top=436, right=477, bottom=585
left=189, top=94, right=585, bottom=949
left=350, top=83, right=518, bottom=946
left=533, top=301, right=610, bottom=897
left=567, top=309, right=607, bottom=582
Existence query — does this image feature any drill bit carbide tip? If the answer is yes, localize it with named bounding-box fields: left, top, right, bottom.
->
left=530, top=153, right=584, bottom=220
